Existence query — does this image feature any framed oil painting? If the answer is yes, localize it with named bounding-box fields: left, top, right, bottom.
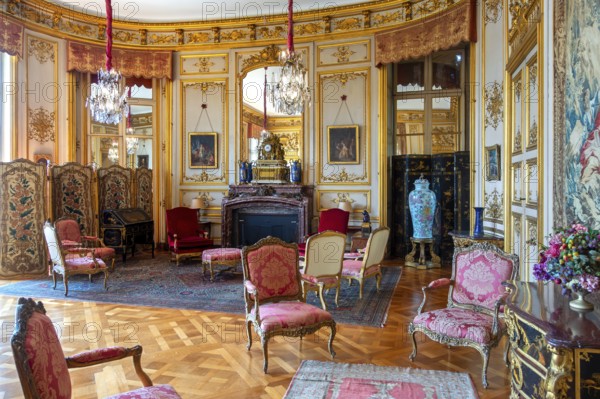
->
left=137, top=155, right=149, bottom=168
left=486, top=144, right=500, bottom=181
left=189, top=132, right=217, bottom=169
left=327, top=125, right=359, bottom=164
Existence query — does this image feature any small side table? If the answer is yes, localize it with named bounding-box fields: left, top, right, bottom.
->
left=405, top=237, right=441, bottom=269
left=350, top=232, right=369, bottom=252
left=448, top=231, right=503, bottom=249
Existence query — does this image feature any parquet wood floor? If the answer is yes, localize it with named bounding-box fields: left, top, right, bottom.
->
left=0, top=261, right=511, bottom=398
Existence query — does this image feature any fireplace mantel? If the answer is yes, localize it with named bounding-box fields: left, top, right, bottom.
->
left=221, top=184, right=314, bottom=248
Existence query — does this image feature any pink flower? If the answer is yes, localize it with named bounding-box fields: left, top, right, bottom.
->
left=545, top=244, right=561, bottom=258
left=573, top=224, right=588, bottom=233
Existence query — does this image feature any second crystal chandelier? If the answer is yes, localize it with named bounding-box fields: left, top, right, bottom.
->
left=270, top=0, right=311, bottom=115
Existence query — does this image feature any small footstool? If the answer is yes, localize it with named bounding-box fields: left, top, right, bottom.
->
left=201, top=248, right=242, bottom=281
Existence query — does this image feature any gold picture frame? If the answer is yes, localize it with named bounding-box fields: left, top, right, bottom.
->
left=485, top=144, right=501, bottom=181
left=327, top=125, right=359, bottom=164
left=189, top=132, right=217, bottom=169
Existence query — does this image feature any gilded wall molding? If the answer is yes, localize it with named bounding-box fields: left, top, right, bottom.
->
left=484, top=0, right=503, bottom=24
left=484, top=81, right=503, bottom=130
left=27, top=37, right=54, bottom=63
left=316, top=189, right=370, bottom=214
left=552, top=0, right=566, bottom=228
left=27, top=107, right=55, bottom=143
left=508, top=0, right=541, bottom=59
left=2, top=0, right=469, bottom=51
left=484, top=188, right=503, bottom=221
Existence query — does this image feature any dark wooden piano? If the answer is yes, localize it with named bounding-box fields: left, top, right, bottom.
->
left=100, top=208, right=154, bottom=262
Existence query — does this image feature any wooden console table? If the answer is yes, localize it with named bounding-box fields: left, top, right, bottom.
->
left=504, top=281, right=600, bottom=398
left=448, top=231, right=504, bottom=249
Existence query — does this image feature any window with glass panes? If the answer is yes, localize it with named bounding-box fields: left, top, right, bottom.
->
left=393, top=49, right=466, bottom=155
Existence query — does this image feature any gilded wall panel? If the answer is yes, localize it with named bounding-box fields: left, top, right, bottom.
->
left=512, top=161, right=524, bottom=205
left=525, top=159, right=538, bottom=207
left=26, top=35, right=58, bottom=163
left=512, top=72, right=524, bottom=155
left=317, top=68, right=369, bottom=185
left=316, top=190, right=370, bottom=217
left=180, top=54, right=228, bottom=75
left=526, top=58, right=538, bottom=150
left=317, top=40, right=370, bottom=66
left=180, top=79, right=228, bottom=185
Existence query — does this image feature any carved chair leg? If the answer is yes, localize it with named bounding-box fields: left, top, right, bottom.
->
left=334, top=282, right=340, bottom=306
left=481, top=347, right=490, bottom=389
left=132, top=348, right=153, bottom=387
left=359, top=279, right=364, bottom=299
left=261, top=336, right=269, bottom=373
left=246, top=321, right=253, bottom=350
left=89, top=274, right=92, bottom=282
left=503, top=338, right=510, bottom=366
left=409, top=329, right=418, bottom=361
left=318, top=285, right=327, bottom=310
left=376, top=272, right=382, bottom=291
left=52, top=271, right=57, bottom=289
left=328, top=323, right=336, bottom=359
left=103, top=270, right=109, bottom=291
left=64, top=275, right=69, bottom=296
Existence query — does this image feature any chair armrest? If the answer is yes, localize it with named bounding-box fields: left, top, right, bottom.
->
left=244, top=280, right=257, bottom=295
left=197, top=229, right=209, bottom=238
left=66, top=345, right=153, bottom=387
left=416, top=279, right=455, bottom=315
left=243, top=280, right=261, bottom=319
left=492, top=292, right=510, bottom=336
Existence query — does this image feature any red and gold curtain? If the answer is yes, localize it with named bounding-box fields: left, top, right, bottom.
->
left=67, top=41, right=172, bottom=79
left=0, top=17, right=24, bottom=57
left=375, top=0, right=476, bottom=65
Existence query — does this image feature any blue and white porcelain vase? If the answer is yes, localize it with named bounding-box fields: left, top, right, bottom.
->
left=290, top=160, right=301, bottom=183
left=408, top=175, right=436, bottom=239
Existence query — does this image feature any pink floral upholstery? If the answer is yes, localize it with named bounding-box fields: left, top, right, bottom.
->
left=452, top=249, right=515, bottom=310
left=105, top=384, right=181, bottom=399
left=246, top=244, right=299, bottom=301
left=251, top=302, right=333, bottom=332
left=342, top=259, right=380, bottom=277
left=301, top=274, right=338, bottom=285
left=413, top=308, right=502, bottom=344
left=62, top=255, right=107, bottom=271
left=67, top=346, right=127, bottom=364
left=202, top=248, right=242, bottom=262
left=25, top=312, right=72, bottom=399
left=55, top=219, right=81, bottom=242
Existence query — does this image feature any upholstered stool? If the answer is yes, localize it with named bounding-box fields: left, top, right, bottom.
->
left=201, top=248, right=242, bottom=281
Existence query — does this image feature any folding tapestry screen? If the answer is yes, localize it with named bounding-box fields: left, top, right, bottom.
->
left=51, top=162, right=95, bottom=235
left=97, top=164, right=133, bottom=212
left=0, top=159, right=47, bottom=278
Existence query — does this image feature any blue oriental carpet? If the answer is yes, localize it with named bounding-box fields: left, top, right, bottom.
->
left=0, top=252, right=401, bottom=328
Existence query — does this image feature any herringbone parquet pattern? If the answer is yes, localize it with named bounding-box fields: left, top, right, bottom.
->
left=0, top=261, right=510, bottom=398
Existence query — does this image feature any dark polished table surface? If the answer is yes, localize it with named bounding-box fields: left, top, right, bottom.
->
left=448, top=230, right=503, bottom=240
left=504, top=280, right=600, bottom=349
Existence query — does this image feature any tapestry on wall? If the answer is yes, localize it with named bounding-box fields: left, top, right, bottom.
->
left=555, top=0, right=600, bottom=229
left=135, top=167, right=153, bottom=216
left=51, top=162, right=95, bottom=235
left=0, top=159, right=47, bottom=278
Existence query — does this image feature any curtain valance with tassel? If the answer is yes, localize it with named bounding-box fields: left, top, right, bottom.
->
left=0, top=17, right=24, bottom=57
left=375, top=0, right=476, bottom=65
left=67, top=41, right=172, bottom=79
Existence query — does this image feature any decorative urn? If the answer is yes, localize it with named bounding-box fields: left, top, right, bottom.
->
left=408, top=174, right=436, bottom=239
left=290, top=160, right=301, bottom=183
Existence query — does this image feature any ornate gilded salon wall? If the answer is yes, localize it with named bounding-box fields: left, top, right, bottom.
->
left=179, top=79, right=229, bottom=186
left=179, top=189, right=228, bottom=245
left=25, top=34, right=58, bottom=164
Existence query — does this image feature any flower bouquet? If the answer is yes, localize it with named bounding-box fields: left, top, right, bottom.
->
left=533, top=224, right=600, bottom=310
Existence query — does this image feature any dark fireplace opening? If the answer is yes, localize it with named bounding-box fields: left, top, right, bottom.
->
left=233, top=207, right=299, bottom=247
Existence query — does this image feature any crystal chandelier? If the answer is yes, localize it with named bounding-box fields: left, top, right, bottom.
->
left=126, top=137, right=139, bottom=155
left=107, top=140, right=119, bottom=163
left=270, top=0, right=310, bottom=115
left=86, top=0, right=128, bottom=125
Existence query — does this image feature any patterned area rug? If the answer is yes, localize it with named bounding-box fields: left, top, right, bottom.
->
left=283, top=360, right=480, bottom=399
left=0, top=252, right=401, bottom=327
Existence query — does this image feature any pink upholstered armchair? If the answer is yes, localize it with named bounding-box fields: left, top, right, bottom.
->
left=166, top=207, right=213, bottom=265
left=54, top=217, right=116, bottom=271
left=43, top=220, right=109, bottom=296
left=242, top=236, right=336, bottom=373
left=408, top=242, right=519, bottom=388
left=298, top=208, right=350, bottom=256
left=11, top=297, right=181, bottom=399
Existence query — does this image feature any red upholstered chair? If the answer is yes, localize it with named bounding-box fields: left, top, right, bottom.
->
left=341, top=226, right=390, bottom=299
left=43, top=220, right=109, bottom=296
left=11, top=297, right=181, bottom=399
left=298, top=208, right=350, bottom=256
left=409, top=242, right=519, bottom=388
left=242, top=236, right=336, bottom=373
left=54, top=217, right=116, bottom=271
left=165, top=207, right=213, bottom=265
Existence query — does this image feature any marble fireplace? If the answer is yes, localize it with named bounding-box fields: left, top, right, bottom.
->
left=221, top=184, right=314, bottom=248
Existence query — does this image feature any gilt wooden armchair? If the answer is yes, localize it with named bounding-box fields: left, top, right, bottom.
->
left=408, top=242, right=519, bottom=388
left=242, top=236, right=336, bottom=373
left=165, top=207, right=213, bottom=265
left=300, top=231, right=346, bottom=310
left=11, top=297, right=181, bottom=399
left=341, top=226, right=390, bottom=299
left=43, top=220, right=109, bottom=296
left=54, top=217, right=116, bottom=271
